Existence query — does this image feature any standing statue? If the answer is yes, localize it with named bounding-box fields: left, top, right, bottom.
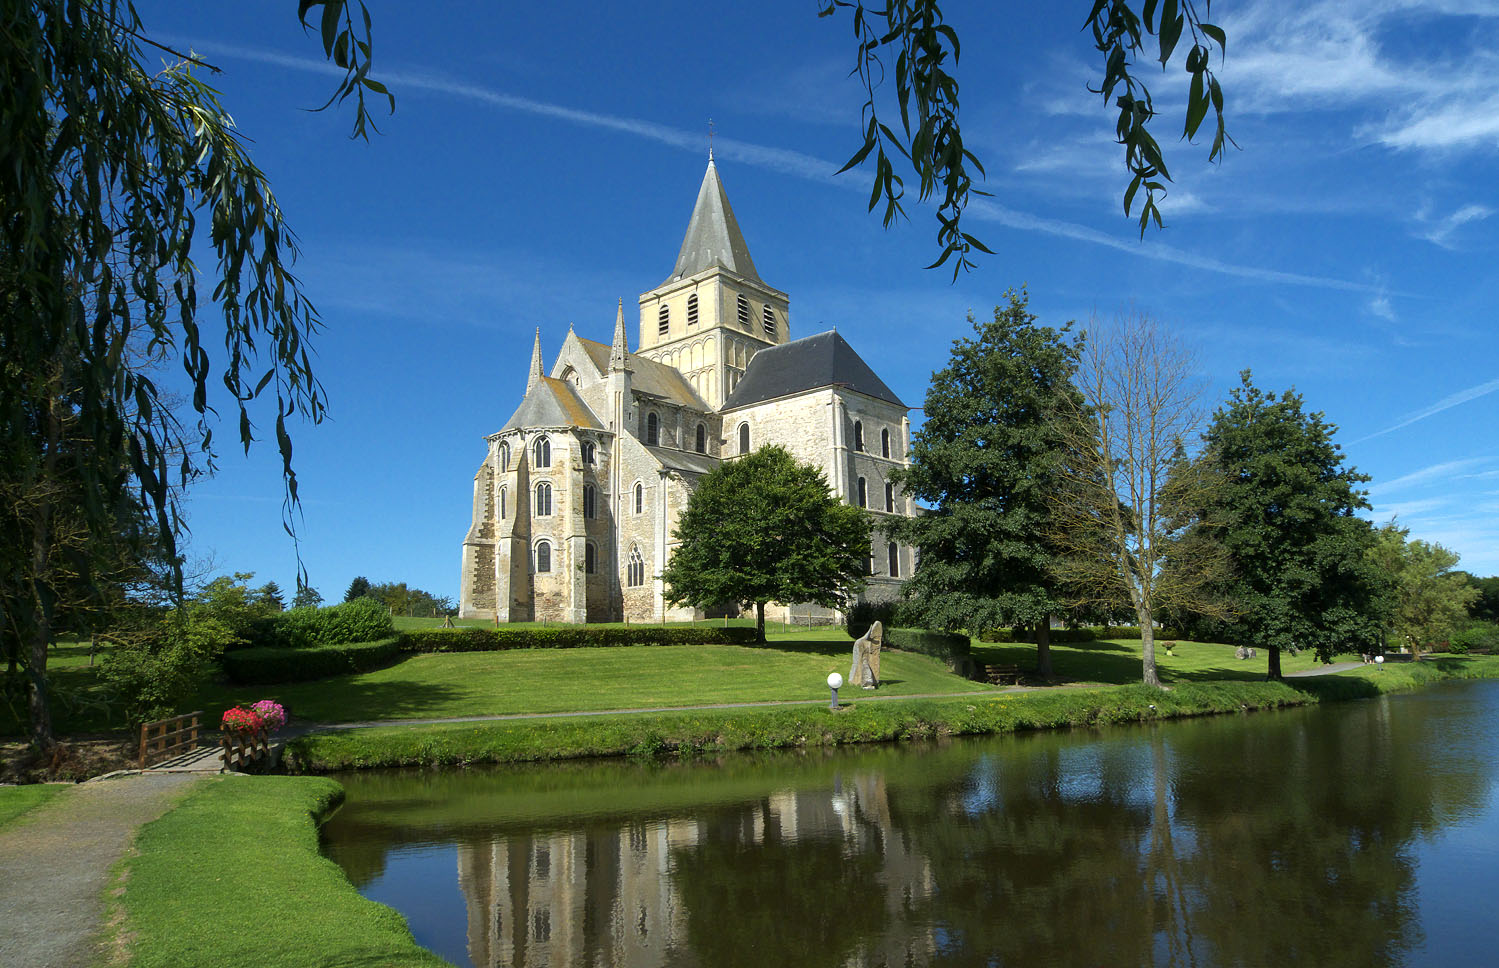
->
left=850, top=620, right=883, bottom=690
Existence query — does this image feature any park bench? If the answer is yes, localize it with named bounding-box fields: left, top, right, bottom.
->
left=981, top=663, right=1023, bottom=685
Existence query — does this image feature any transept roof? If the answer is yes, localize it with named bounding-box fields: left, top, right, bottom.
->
left=721, top=330, right=906, bottom=411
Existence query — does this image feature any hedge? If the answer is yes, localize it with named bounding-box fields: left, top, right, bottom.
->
left=979, top=625, right=1186, bottom=644
left=399, top=625, right=760, bottom=652
left=222, top=626, right=763, bottom=684
left=270, top=598, right=395, bottom=649
left=222, top=637, right=404, bottom=685
left=884, top=627, right=970, bottom=663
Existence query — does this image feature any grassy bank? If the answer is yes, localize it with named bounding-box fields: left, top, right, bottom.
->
left=0, top=783, right=69, bottom=828
left=287, top=656, right=1499, bottom=772
left=108, top=775, right=448, bottom=968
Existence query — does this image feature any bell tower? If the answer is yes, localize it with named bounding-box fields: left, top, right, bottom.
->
left=636, top=154, right=789, bottom=409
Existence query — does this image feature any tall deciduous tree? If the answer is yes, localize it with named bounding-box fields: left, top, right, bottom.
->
left=1189, top=373, right=1385, bottom=678
left=1, top=3, right=348, bottom=749
left=887, top=291, right=1081, bottom=677
left=1368, top=524, right=1478, bottom=656
left=1050, top=311, right=1229, bottom=687
left=663, top=446, right=871, bottom=643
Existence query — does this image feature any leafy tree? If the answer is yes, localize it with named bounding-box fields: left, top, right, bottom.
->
left=1186, top=374, right=1387, bottom=678
left=887, top=291, right=1082, bottom=677
left=292, top=584, right=324, bottom=609
left=364, top=581, right=453, bottom=618
left=663, top=446, right=871, bottom=642
left=1459, top=573, right=1499, bottom=623
left=254, top=580, right=286, bottom=613
left=1, top=2, right=353, bottom=750
left=1368, top=524, right=1479, bottom=656
left=1049, top=311, right=1230, bottom=687
left=344, top=576, right=372, bottom=602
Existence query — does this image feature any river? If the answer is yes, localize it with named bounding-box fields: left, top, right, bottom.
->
left=321, top=678, right=1499, bottom=967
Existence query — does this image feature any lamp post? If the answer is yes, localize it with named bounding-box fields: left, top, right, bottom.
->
left=827, top=672, right=843, bottom=710
left=1375, top=655, right=1384, bottom=671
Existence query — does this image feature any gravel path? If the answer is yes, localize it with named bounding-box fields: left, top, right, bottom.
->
left=0, top=773, right=201, bottom=968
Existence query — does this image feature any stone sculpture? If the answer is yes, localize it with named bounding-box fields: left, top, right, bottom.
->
left=850, top=621, right=883, bottom=690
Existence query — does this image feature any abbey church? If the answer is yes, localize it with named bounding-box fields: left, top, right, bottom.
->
left=459, top=157, right=917, bottom=623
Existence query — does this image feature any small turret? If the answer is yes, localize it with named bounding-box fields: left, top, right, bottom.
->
left=527, top=328, right=543, bottom=391
left=609, top=298, right=629, bottom=371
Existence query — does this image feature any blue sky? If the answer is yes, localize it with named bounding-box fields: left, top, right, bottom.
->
left=137, top=1, right=1498, bottom=600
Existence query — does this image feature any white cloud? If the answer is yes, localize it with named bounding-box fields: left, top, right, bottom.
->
left=1367, top=457, right=1493, bottom=495
left=1415, top=203, right=1495, bottom=248
left=1354, top=378, right=1499, bottom=443
left=1368, top=294, right=1397, bottom=322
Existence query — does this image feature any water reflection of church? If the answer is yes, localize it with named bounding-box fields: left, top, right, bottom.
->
left=457, top=775, right=936, bottom=968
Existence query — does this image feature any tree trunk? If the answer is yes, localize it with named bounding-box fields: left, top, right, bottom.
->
left=1034, top=618, right=1054, bottom=679
left=755, top=601, right=766, bottom=643
left=1266, top=645, right=1282, bottom=681
left=1139, top=606, right=1161, bottom=688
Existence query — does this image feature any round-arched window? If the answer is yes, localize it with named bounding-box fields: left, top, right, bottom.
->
left=695, top=423, right=707, bottom=454
left=535, top=540, right=552, bottom=574
left=738, top=423, right=750, bottom=455
left=646, top=412, right=660, bottom=446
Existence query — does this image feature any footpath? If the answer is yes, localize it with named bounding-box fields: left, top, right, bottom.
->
left=0, top=772, right=200, bottom=968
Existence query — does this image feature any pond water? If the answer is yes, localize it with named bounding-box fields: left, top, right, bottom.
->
left=321, top=680, right=1499, bottom=967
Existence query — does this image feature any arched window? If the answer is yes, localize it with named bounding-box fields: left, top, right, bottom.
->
left=583, top=484, right=595, bottom=519
left=560, top=365, right=578, bottom=386
left=581, top=441, right=595, bottom=465
left=533, top=436, right=551, bottom=468
left=695, top=423, right=707, bottom=454
left=498, top=441, right=510, bottom=470
left=884, top=482, right=895, bottom=512
left=736, top=294, right=750, bottom=328
left=854, top=420, right=864, bottom=452
left=687, top=293, right=699, bottom=327
left=888, top=542, right=900, bottom=578
left=585, top=542, right=596, bottom=574
left=881, top=428, right=891, bottom=458
left=738, top=423, right=750, bottom=455
left=658, top=304, right=670, bottom=337
left=499, top=486, right=507, bottom=520
left=762, top=305, right=777, bottom=338
left=857, top=477, right=867, bottom=508
left=627, top=546, right=645, bottom=587
left=535, top=540, right=552, bottom=574
left=646, top=412, right=659, bottom=446
left=634, top=482, right=644, bottom=514
left=535, top=482, right=552, bottom=517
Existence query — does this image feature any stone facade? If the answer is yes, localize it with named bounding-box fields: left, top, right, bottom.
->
left=459, top=158, right=918, bottom=623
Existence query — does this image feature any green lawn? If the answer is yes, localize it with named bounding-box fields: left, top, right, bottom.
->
left=110, top=776, right=446, bottom=968
left=0, top=783, right=70, bottom=828
left=4, top=624, right=1371, bottom=737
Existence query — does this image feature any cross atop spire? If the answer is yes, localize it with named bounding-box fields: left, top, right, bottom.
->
left=527, top=328, right=543, bottom=391
left=708, top=117, right=715, bottom=162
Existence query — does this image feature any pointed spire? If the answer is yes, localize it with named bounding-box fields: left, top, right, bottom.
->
left=610, top=298, right=629, bottom=371
left=527, top=328, right=543, bottom=391
left=665, top=159, right=761, bottom=285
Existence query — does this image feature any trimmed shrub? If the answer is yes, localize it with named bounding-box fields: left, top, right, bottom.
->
left=884, top=627, right=970, bottom=662
left=846, top=600, right=901, bottom=639
left=1451, top=621, right=1499, bottom=655
left=272, top=597, right=395, bottom=649
left=222, top=637, right=403, bottom=685
left=398, top=625, right=760, bottom=653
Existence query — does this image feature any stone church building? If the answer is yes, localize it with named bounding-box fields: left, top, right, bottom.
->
left=458, top=157, right=917, bottom=623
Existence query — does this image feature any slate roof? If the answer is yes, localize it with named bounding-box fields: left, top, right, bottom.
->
left=663, top=159, right=761, bottom=286
left=499, top=377, right=603, bottom=432
left=575, top=338, right=708, bottom=411
left=646, top=445, right=720, bottom=477
left=721, top=330, right=906, bottom=411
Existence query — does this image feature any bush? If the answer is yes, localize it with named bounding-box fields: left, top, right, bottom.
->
left=1451, top=621, right=1499, bottom=655
left=222, top=637, right=403, bottom=685
left=884, top=627, right=970, bottom=662
left=272, top=598, right=395, bottom=649
left=99, top=615, right=221, bottom=726
left=398, top=625, right=760, bottom=653
left=846, top=600, right=901, bottom=639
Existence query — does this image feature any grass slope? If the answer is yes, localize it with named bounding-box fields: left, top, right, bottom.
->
left=288, top=655, right=1499, bottom=772
left=0, top=783, right=70, bottom=828
left=109, top=775, right=448, bottom=968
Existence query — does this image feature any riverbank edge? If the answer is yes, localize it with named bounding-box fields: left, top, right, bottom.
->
left=105, top=775, right=450, bottom=968
left=284, top=655, right=1499, bottom=773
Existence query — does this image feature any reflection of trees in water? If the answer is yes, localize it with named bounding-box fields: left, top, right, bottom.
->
left=321, top=685, right=1499, bottom=968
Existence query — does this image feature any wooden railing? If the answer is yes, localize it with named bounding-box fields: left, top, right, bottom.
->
left=220, top=728, right=272, bottom=771
left=139, top=711, right=203, bottom=769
